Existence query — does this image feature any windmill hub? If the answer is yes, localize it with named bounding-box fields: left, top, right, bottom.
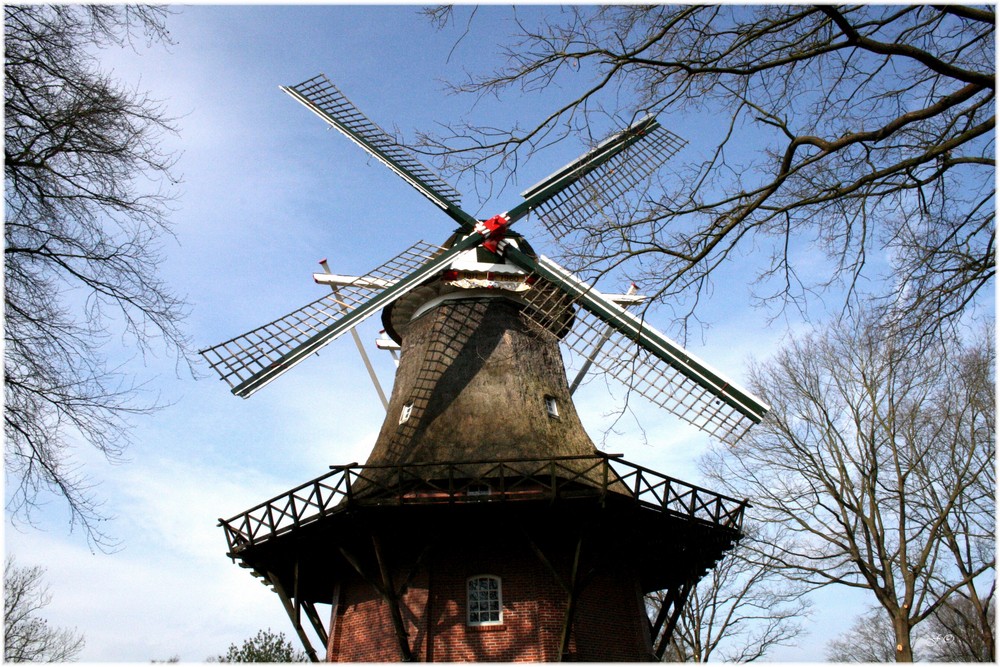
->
left=473, top=213, right=511, bottom=254
left=438, top=228, right=532, bottom=290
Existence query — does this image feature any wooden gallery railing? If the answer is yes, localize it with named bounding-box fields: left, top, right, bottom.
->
left=218, top=453, right=748, bottom=556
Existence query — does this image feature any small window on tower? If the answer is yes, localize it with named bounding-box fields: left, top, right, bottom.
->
left=545, top=395, right=560, bottom=419
left=399, top=402, right=413, bottom=425
left=467, top=575, right=503, bottom=626
left=467, top=483, right=492, bottom=497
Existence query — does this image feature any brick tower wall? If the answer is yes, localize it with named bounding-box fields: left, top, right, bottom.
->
left=327, top=536, right=652, bottom=662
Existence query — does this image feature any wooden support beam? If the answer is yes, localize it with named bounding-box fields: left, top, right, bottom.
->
left=293, top=560, right=302, bottom=628
left=338, top=546, right=383, bottom=593
left=651, top=581, right=693, bottom=660
left=372, top=534, right=414, bottom=662
left=266, top=570, right=320, bottom=663
left=649, top=593, right=672, bottom=643
left=524, top=533, right=586, bottom=662
left=558, top=537, right=584, bottom=661
left=400, top=543, right=433, bottom=592
left=425, top=567, right=435, bottom=663
left=526, top=538, right=570, bottom=594
left=659, top=583, right=692, bottom=659
left=327, top=582, right=342, bottom=661
left=338, top=540, right=414, bottom=662
left=302, top=600, right=329, bottom=649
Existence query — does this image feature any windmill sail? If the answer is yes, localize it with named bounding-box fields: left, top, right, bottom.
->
left=212, top=72, right=768, bottom=444
left=282, top=74, right=473, bottom=228
left=518, top=117, right=685, bottom=238
left=200, top=241, right=442, bottom=397
left=508, top=250, right=768, bottom=444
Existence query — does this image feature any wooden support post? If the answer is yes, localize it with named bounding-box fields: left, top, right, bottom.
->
left=266, top=570, right=320, bottom=663
left=659, top=581, right=692, bottom=659
left=525, top=533, right=586, bottom=662
left=558, top=537, right=584, bottom=661
left=338, top=546, right=380, bottom=591
left=651, top=581, right=693, bottom=660
left=649, top=593, right=671, bottom=643
left=338, top=541, right=414, bottom=662
left=526, top=539, right=567, bottom=593
left=400, top=543, right=433, bottom=593
left=302, top=600, right=329, bottom=649
left=293, top=560, right=301, bottom=628
left=425, top=566, right=434, bottom=663
left=327, top=582, right=342, bottom=661
left=372, top=534, right=414, bottom=662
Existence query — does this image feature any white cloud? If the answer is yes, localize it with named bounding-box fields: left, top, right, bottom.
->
left=6, top=521, right=289, bottom=662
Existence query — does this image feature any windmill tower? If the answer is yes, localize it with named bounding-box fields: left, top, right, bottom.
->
left=203, top=74, right=769, bottom=662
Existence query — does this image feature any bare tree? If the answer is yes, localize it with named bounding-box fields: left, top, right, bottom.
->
left=425, top=5, right=994, bottom=341
left=4, top=555, right=85, bottom=662
left=923, top=591, right=995, bottom=662
left=699, top=314, right=995, bottom=662
left=651, top=524, right=810, bottom=662
left=825, top=607, right=899, bottom=662
left=4, top=5, right=190, bottom=548
left=829, top=596, right=996, bottom=662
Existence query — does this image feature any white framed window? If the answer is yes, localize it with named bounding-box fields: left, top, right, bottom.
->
left=545, top=395, right=560, bottom=419
left=399, top=402, right=413, bottom=424
left=467, top=483, right=492, bottom=497
left=467, top=575, right=503, bottom=626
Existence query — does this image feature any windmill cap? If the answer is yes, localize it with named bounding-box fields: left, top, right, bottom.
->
left=379, top=230, right=541, bottom=343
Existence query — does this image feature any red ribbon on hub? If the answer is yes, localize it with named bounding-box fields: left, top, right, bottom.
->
left=478, top=215, right=510, bottom=254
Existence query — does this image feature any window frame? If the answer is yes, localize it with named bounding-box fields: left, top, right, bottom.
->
left=544, top=395, right=560, bottom=419
left=466, top=574, right=503, bottom=627
left=399, top=401, right=413, bottom=424
left=466, top=483, right=492, bottom=497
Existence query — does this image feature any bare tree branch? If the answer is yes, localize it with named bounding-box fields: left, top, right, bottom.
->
left=700, top=313, right=995, bottom=661
left=425, top=5, right=994, bottom=342
left=4, top=5, right=192, bottom=550
left=4, top=555, right=85, bottom=662
left=652, top=524, right=811, bottom=662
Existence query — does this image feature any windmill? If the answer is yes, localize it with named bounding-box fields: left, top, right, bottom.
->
left=206, top=73, right=768, bottom=662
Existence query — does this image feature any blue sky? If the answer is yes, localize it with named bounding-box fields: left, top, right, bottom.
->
left=5, top=5, right=880, bottom=662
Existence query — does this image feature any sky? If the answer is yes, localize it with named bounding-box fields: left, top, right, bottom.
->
left=6, top=4, right=883, bottom=663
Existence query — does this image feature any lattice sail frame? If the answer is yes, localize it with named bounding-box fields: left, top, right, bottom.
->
left=517, top=257, right=765, bottom=445
left=200, top=241, right=442, bottom=394
left=522, top=120, right=686, bottom=240
left=282, top=74, right=465, bottom=216
left=203, top=74, right=770, bottom=442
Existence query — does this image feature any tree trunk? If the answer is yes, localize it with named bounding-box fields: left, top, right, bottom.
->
left=893, top=615, right=913, bottom=662
left=980, top=615, right=995, bottom=662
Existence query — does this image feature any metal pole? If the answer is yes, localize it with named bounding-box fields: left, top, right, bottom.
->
left=319, top=259, right=390, bottom=410
left=568, top=284, right=639, bottom=395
